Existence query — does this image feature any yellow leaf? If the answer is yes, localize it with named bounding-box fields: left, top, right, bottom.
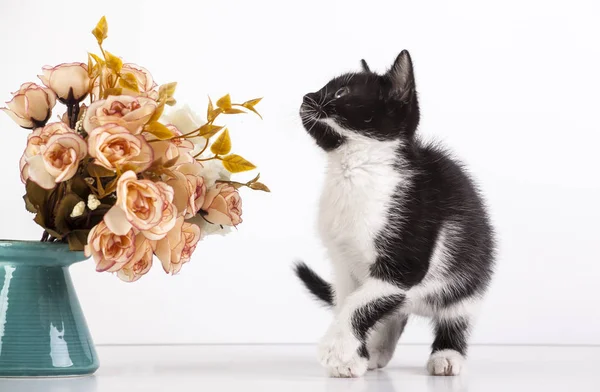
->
left=248, top=182, right=271, bottom=192
left=222, top=154, right=256, bottom=173
left=87, top=54, right=93, bottom=77
left=89, top=52, right=105, bottom=65
left=207, top=96, right=214, bottom=117
left=92, top=16, right=108, bottom=45
left=224, top=108, right=246, bottom=115
left=119, top=72, right=139, bottom=92
left=216, top=94, right=232, bottom=110
left=105, top=51, right=123, bottom=73
left=210, top=129, right=232, bottom=155
left=159, top=82, right=177, bottom=101
left=243, top=97, right=263, bottom=119
left=103, top=87, right=122, bottom=97
left=145, top=121, right=176, bottom=140
left=243, top=97, right=262, bottom=107
left=149, top=102, right=165, bottom=123
left=198, top=124, right=224, bottom=138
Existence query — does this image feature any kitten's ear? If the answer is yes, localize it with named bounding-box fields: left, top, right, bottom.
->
left=360, top=59, right=371, bottom=73
left=387, top=50, right=415, bottom=101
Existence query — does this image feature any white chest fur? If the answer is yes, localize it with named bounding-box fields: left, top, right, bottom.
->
left=318, top=136, right=403, bottom=280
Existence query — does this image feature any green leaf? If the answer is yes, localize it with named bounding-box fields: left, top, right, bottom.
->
left=67, top=230, right=90, bottom=251
left=25, top=180, right=50, bottom=209
left=87, top=163, right=115, bottom=178
left=70, top=177, right=91, bottom=198
left=210, top=129, right=232, bottom=155
left=92, top=16, right=108, bottom=45
left=54, top=193, right=84, bottom=235
left=23, top=194, right=37, bottom=214
left=222, top=154, right=256, bottom=173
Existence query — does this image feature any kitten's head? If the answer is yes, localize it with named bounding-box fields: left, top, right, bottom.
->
left=300, top=50, right=420, bottom=151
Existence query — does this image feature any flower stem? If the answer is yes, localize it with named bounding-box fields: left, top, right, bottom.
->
left=196, top=155, right=221, bottom=162
left=194, top=139, right=210, bottom=158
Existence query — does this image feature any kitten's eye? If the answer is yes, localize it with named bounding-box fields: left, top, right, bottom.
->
left=334, top=87, right=349, bottom=98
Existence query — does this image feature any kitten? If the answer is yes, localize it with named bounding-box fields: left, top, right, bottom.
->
left=295, top=50, right=495, bottom=378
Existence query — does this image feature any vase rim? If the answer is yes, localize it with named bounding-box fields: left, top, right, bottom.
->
left=0, top=240, right=88, bottom=266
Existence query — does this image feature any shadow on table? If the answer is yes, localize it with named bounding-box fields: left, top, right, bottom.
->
left=0, top=375, right=97, bottom=392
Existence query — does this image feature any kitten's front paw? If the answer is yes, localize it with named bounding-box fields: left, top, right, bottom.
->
left=426, top=349, right=465, bottom=376
left=318, top=325, right=367, bottom=378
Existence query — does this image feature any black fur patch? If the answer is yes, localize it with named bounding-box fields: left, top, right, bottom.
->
left=351, top=295, right=405, bottom=342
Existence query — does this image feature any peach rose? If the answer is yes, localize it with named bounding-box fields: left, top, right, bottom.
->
left=180, top=222, right=202, bottom=264
left=84, top=95, right=157, bottom=134
left=201, top=183, right=243, bottom=226
left=88, top=123, right=153, bottom=173
left=122, top=63, right=157, bottom=95
left=1, top=83, right=56, bottom=129
left=154, top=217, right=201, bottom=275
left=117, top=234, right=154, bottom=282
left=104, top=171, right=176, bottom=236
left=85, top=221, right=136, bottom=273
left=149, top=125, right=194, bottom=166
left=25, top=132, right=87, bottom=190
left=20, top=122, right=75, bottom=183
left=39, top=63, right=89, bottom=103
left=141, top=182, right=177, bottom=241
left=167, top=162, right=206, bottom=219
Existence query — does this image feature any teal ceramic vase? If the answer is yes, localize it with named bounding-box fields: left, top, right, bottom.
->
left=0, top=240, right=99, bottom=377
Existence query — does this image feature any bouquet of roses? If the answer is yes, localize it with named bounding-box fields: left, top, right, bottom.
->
left=1, top=17, right=268, bottom=282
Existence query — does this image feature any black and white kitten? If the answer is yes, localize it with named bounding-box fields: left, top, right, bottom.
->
left=295, top=50, right=495, bottom=378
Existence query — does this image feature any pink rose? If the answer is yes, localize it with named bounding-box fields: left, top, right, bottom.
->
left=117, top=234, right=154, bottom=282
left=85, top=221, right=136, bottom=273
left=88, top=123, right=153, bottom=173
left=84, top=95, right=157, bottom=134
left=104, top=171, right=177, bottom=237
left=201, top=183, right=243, bottom=226
left=167, top=162, right=206, bottom=219
left=20, top=122, right=75, bottom=183
left=1, top=83, right=56, bottom=129
left=38, top=62, right=90, bottom=103
left=153, top=217, right=201, bottom=275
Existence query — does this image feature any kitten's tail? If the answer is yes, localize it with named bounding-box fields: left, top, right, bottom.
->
left=293, top=262, right=334, bottom=307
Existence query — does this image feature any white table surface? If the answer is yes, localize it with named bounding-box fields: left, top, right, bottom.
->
left=0, top=344, right=596, bottom=392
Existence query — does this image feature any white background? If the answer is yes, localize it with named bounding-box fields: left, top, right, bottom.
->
left=0, top=0, right=598, bottom=346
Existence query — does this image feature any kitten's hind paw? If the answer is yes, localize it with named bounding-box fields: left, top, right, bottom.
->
left=367, top=347, right=395, bottom=370
left=426, top=349, right=465, bottom=376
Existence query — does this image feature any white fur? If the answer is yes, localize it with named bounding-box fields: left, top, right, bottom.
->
left=318, top=119, right=404, bottom=286
left=427, top=349, right=465, bottom=376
